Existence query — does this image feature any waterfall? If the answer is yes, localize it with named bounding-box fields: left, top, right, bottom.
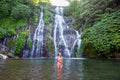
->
left=54, top=7, right=80, bottom=57
left=76, top=31, right=82, bottom=52
left=71, top=31, right=82, bottom=56
left=54, top=7, right=70, bottom=57
left=30, top=10, right=44, bottom=57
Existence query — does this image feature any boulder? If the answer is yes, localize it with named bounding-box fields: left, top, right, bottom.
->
left=0, top=54, right=8, bottom=60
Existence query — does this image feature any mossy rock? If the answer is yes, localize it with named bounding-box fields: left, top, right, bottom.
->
left=7, top=53, right=14, bottom=58
left=0, top=51, right=14, bottom=58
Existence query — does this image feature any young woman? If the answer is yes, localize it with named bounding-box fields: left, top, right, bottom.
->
left=57, top=52, right=63, bottom=69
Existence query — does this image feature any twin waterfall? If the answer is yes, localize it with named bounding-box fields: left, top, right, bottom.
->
left=27, top=7, right=82, bottom=58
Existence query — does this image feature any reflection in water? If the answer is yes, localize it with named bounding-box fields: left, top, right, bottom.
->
left=78, top=60, right=84, bottom=80
left=0, top=59, right=84, bottom=80
left=64, top=59, right=71, bottom=80
left=29, top=60, right=43, bottom=80
left=63, top=59, right=84, bottom=80
left=29, top=59, right=55, bottom=80
left=57, top=67, right=63, bottom=80
left=0, top=60, right=6, bottom=72
left=83, top=59, right=120, bottom=80
left=56, top=58, right=84, bottom=80
left=2, top=59, right=120, bottom=80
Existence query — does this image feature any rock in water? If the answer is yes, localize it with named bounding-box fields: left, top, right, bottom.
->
left=0, top=54, right=8, bottom=60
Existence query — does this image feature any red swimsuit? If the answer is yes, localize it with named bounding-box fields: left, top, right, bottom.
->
left=57, top=57, right=63, bottom=68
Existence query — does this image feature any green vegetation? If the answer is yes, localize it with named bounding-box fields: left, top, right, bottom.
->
left=66, top=0, right=120, bottom=58
left=0, top=0, right=52, bottom=57
left=0, top=0, right=39, bottom=41
left=34, top=10, right=40, bottom=25
left=65, top=0, right=113, bottom=30
left=46, top=24, right=54, bottom=53
left=11, top=4, right=31, bottom=21
left=82, top=10, right=120, bottom=58
left=40, top=3, right=53, bottom=25
left=14, top=30, right=30, bottom=55
left=0, top=28, right=6, bottom=40
left=47, top=39, right=54, bottom=52
left=28, top=39, right=33, bottom=49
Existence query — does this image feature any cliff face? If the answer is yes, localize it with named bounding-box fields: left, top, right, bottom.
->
left=0, top=2, right=54, bottom=58
left=0, top=0, right=119, bottom=58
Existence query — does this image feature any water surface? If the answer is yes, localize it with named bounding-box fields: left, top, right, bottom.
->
left=0, top=58, right=120, bottom=80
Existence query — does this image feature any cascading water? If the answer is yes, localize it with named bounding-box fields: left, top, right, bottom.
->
left=76, top=31, right=82, bottom=53
left=30, top=10, right=44, bottom=57
left=71, top=31, right=82, bottom=56
left=53, top=7, right=81, bottom=57
left=54, top=7, right=70, bottom=57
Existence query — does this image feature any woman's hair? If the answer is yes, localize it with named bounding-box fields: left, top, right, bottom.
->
left=58, top=52, right=62, bottom=57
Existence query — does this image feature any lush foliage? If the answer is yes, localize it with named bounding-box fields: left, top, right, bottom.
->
left=47, top=39, right=54, bottom=52
left=11, top=4, right=31, bottom=21
left=40, top=3, right=53, bottom=25
left=0, top=18, right=27, bottom=41
left=14, top=30, right=30, bottom=55
left=0, top=28, right=16, bottom=40
left=28, top=39, right=33, bottom=49
left=65, top=0, right=113, bottom=30
left=82, top=10, right=120, bottom=58
left=0, top=0, right=40, bottom=41
left=65, top=0, right=120, bottom=58
left=0, top=0, right=36, bottom=19
left=0, top=28, right=6, bottom=40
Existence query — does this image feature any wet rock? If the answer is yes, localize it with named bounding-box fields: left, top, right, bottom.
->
left=64, top=17, right=72, bottom=24
left=0, top=54, right=8, bottom=59
left=14, top=56, right=19, bottom=59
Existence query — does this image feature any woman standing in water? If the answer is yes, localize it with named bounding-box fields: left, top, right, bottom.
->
left=57, top=52, right=63, bottom=80
left=57, top=52, right=63, bottom=69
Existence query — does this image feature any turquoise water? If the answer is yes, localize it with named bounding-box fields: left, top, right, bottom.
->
left=0, top=58, right=120, bottom=80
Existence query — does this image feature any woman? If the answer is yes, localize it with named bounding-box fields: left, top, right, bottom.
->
left=57, top=52, right=63, bottom=69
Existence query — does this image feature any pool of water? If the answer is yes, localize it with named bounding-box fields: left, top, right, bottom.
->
left=0, top=58, right=120, bottom=80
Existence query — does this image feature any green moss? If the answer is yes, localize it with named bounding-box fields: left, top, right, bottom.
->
left=0, top=51, right=14, bottom=58
left=28, top=39, right=33, bottom=49
left=7, top=39, right=14, bottom=50
left=14, top=30, right=30, bottom=55
left=47, top=39, right=54, bottom=52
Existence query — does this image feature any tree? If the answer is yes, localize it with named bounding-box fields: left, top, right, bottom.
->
left=11, top=4, right=31, bottom=21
